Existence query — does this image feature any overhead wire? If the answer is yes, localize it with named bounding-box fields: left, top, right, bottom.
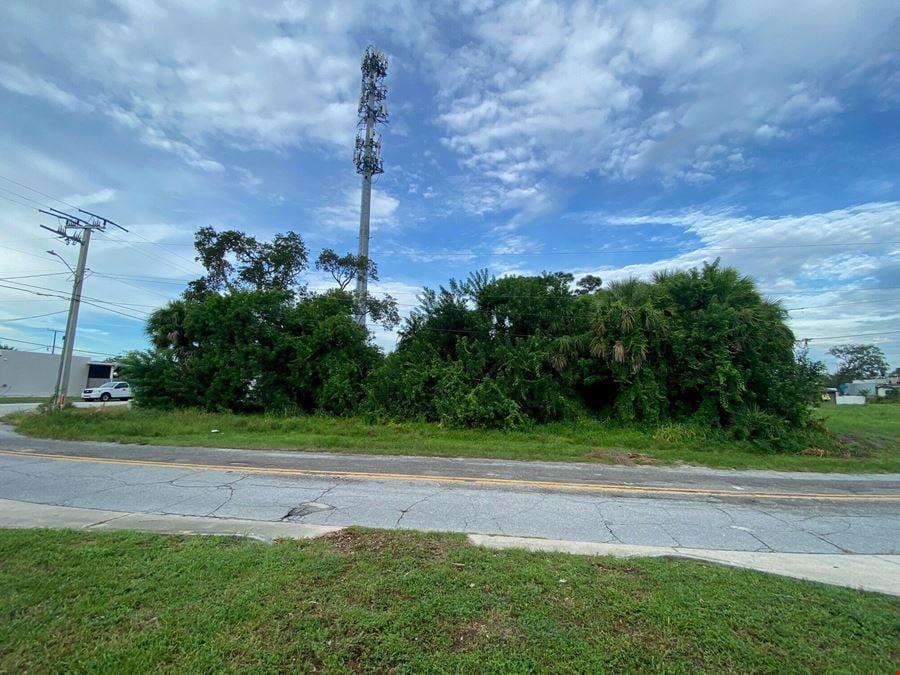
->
left=0, top=310, right=69, bottom=322
left=0, top=174, right=201, bottom=278
left=94, top=228, right=200, bottom=278
left=0, top=282, right=150, bottom=321
left=0, top=334, right=119, bottom=358
left=0, top=173, right=80, bottom=210
left=801, top=330, right=900, bottom=341
left=0, top=272, right=70, bottom=281
left=0, top=192, right=39, bottom=210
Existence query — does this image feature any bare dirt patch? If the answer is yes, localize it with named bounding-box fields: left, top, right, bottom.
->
left=805, top=436, right=873, bottom=458
left=322, top=529, right=469, bottom=558
left=451, top=611, right=515, bottom=651
left=585, top=449, right=658, bottom=465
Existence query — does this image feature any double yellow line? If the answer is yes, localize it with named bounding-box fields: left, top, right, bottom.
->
left=1, top=448, right=898, bottom=502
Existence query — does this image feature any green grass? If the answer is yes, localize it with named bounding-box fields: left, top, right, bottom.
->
left=0, top=396, right=50, bottom=404
left=817, top=403, right=900, bottom=442
left=5, top=404, right=900, bottom=472
left=1, top=528, right=897, bottom=673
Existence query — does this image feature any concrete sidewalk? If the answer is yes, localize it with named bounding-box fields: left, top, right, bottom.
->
left=0, top=497, right=340, bottom=542
left=3, top=498, right=897, bottom=596
left=470, top=533, right=900, bottom=597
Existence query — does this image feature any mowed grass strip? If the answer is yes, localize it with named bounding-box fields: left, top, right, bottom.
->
left=5, top=404, right=900, bottom=472
left=0, top=397, right=51, bottom=404
left=0, top=528, right=897, bottom=673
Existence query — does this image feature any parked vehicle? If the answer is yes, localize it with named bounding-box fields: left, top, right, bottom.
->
left=82, top=381, right=132, bottom=402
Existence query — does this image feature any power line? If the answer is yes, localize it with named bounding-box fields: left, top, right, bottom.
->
left=0, top=184, right=47, bottom=208
left=0, top=173, right=79, bottom=210
left=92, top=272, right=189, bottom=286
left=0, top=272, right=70, bottom=281
left=0, top=192, right=39, bottom=210
left=0, top=310, right=69, bottom=323
left=95, top=229, right=199, bottom=277
left=785, top=299, right=893, bottom=311
left=0, top=173, right=200, bottom=276
left=0, top=335, right=119, bottom=358
left=0, top=242, right=59, bottom=263
left=0, top=281, right=149, bottom=321
left=801, top=330, right=900, bottom=341
left=90, top=273, right=176, bottom=303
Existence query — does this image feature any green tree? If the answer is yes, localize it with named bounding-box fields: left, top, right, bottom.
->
left=188, top=226, right=308, bottom=296
left=827, top=344, right=889, bottom=383
left=316, top=248, right=375, bottom=291
left=575, top=274, right=603, bottom=295
left=123, top=228, right=384, bottom=414
left=367, top=271, right=587, bottom=428
left=125, top=289, right=380, bottom=413
left=315, top=248, right=400, bottom=329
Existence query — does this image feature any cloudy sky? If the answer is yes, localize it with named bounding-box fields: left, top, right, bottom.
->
left=0, top=0, right=898, bottom=370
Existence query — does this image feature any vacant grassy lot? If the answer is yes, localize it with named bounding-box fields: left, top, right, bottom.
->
left=0, top=529, right=896, bottom=673
left=817, top=403, right=900, bottom=443
left=5, top=404, right=900, bottom=472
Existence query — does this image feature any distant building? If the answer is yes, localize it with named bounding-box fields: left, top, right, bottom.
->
left=0, top=350, right=118, bottom=398
left=839, top=377, right=898, bottom=398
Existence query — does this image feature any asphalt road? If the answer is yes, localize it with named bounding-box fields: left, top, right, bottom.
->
left=2, top=424, right=898, bottom=554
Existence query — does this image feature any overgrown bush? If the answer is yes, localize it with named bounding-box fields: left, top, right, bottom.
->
left=366, top=262, right=824, bottom=447
left=121, top=289, right=380, bottom=415
left=125, top=226, right=828, bottom=450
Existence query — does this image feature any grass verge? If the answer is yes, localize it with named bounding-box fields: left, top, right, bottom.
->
left=1, top=528, right=897, bottom=672
left=0, top=397, right=51, bottom=404
left=5, top=404, right=900, bottom=472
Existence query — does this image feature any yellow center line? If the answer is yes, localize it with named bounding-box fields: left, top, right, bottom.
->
left=1, top=448, right=898, bottom=501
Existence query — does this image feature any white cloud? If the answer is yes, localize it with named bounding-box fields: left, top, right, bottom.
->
left=0, top=1, right=429, bottom=169
left=61, top=189, right=117, bottom=208
left=0, top=63, right=90, bottom=112
left=431, top=0, right=899, bottom=206
left=315, top=188, right=400, bottom=232
left=490, top=234, right=535, bottom=256
left=575, top=201, right=900, bottom=357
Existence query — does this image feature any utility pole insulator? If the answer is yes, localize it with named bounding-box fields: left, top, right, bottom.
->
left=354, top=45, right=388, bottom=328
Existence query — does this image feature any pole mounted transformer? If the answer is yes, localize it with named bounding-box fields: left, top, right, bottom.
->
left=353, top=45, right=388, bottom=327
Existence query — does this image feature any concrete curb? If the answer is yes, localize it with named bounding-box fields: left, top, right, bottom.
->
left=468, top=533, right=900, bottom=596
left=0, top=498, right=341, bottom=542
left=3, top=499, right=897, bottom=596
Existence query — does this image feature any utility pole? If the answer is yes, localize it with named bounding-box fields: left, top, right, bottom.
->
left=40, top=207, right=126, bottom=408
left=47, top=328, right=63, bottom=355
left=353, top=46, right=388, bottom=327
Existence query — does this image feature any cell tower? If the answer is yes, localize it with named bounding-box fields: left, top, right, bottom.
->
left=353, top=45, right=388, bottom=327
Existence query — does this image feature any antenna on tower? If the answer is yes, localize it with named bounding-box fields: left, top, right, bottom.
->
left=354, top=45, right=388, bottom=327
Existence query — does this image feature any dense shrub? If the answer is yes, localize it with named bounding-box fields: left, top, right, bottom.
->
left=125, top=226, right=826, bottom=450
left=121, top=289, right=380, bottom=414
left=366, top=263, right=823, bottom=444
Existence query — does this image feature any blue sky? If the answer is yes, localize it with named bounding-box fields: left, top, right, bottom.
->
left=0, top=0, right=898, bottom=371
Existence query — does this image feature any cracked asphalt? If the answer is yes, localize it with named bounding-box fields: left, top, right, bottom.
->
left=0, top=426, right=897, bottom=554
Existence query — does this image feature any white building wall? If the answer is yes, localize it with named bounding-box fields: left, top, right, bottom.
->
left=835, top=395, right=867, bottom=405
left=0, top=350, right=92, bottom=398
